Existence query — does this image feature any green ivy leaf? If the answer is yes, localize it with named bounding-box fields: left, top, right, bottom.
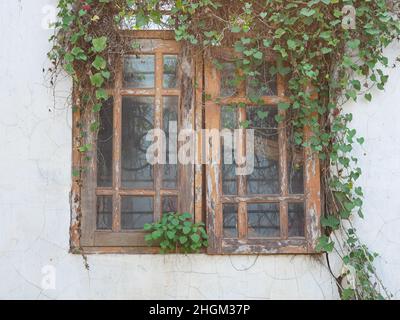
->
left=92, top=56, right=107, bottom=70
left=92, top=36, right=108, bottom=53
left=190, top=234, right=200, bottom=243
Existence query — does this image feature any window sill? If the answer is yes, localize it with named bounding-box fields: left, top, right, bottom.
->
left=70, top=244, right=322, bottom=255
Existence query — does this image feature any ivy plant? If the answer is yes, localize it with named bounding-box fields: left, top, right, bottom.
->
left=48, top=0, right=400, bottom=300
left=144, top=213, right=208, bottom=254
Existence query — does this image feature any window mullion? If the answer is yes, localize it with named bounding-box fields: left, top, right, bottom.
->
left=154, top=52, right=163, bottom=222
left=278, top=75, right=289, bottom=239
left=112, top=57, right=123, bottom=233
left=237, top=107, right=248, bottom=240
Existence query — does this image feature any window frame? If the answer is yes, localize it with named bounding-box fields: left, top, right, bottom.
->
left=204, top=48, right=321, bottom=255
left=71, top=31, right=200, bottom=254
left=70, top=31, right=321, bottom=255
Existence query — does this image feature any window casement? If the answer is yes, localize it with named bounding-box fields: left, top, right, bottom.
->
left=71, top=31, right=321, bottom=254
left=204, top=49, right=321, bottom=254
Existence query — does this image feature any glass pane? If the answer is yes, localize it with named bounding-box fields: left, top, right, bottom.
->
left=247, top=62, right=277, bottom=97
left=97, top=99, right=113, bottom=187
left=288, top=145, right=304, bottom=194
left=163, top=96, right=178, bottom=189
left=121, top=196, right=154, bottom=230
left=122, top=97, right=154, bottom=189
left=223, top=204, right=238, bottom=238
left=248, top=203, right=280, bottom=238
left=96, top=196, right=113, bottom=230
left=163, top=55, right=179, bottom=88
left=247, top=107, right=280, bottom=194
left=162, top=196, right=178, bottom=214
left=121, top=15, right=172, bottom=30
left=124, top=55, right=155, bottom=88
left=288, top=203, right=305, bottom=238
left=221, top=106, right=238, bottom=195
left=220, top=62, right=237, bottom=97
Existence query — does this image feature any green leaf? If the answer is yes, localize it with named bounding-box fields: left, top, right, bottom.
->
left=166, top=231, right=175, bottom=239
left=342, top=288, right=355, bottom=300
left=151, top=230, right=162, bottom=239
left=300, top=8, right=316, bottom=17
left=143, top=223, right=152, bottom=231
left=90, top=73, right=104, bottom=87
left=278, top=102, right=290, bottom=110
left=179, top=236, right=188, bottom=244
left=263, top=39, right=272, bottom=48
left=92, top=36, right=108, bottom=53
left=364, top=93, right=372, bottom=102
left=93, top=103, right=102, bottom=113
left=316, top=235, right=335, bottom=253
left=144, top=234, right=153, bottom=243
left=92, top=56, right=107, bottom=70
left=96, top=88, right=108, bottom=100
left=321, top=215, right=340, bottom=229
left=253, top=51, right=263, bottom=60
left=190, top=234, right=200, bottom=243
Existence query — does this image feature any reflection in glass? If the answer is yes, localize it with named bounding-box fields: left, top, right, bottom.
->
left=121, top=196, right=154, bottom=230
left=223, top=204, right=238, bottom=238
left=247, top=107, right=280, bottom=194
left=163, top=55, right=179, bottom=88
left=96, top=196, right=113, bottom=230
left=122, top=97, right=154, bottom=189
left=124, top=55, right=155, bottom=88
left=247, top=203, right=280, bottom=238
left=97, top=99, right=113, bottom=187
left=121, top=15, right=173, bottom=30
left=288, top=203, right=305, bottom=238
left=221, top=106, right=238, bottom=195
left=163, top=96, right=178, bottom=189
left=288, top=145, right=304, bottom=194
left=247, top=62, right=277, bottom=96
left=220, top=62, right=237, bottom=97
left=162, top=196, right=178, bottom=214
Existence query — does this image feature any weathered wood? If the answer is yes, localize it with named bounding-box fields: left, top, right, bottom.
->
left=113, top=57, right=122, bottom=233
left=74, top=31, right=321, bottom=255
left=220, top=195, right=305, bottom=203
left=178, top=46, right=195, bottom=216
left=194, top=52, right=205, bottom=224
left=97, top=189, right=179, bottom=196
left=278, top=75, right=289, bottom=240
left=204, top=50, right=322, bottom=255
left=70, top=88, right=82, bottom=250
left=237, top=108, right=248, bottom=240
left=217, top=96, right=290, bottom=106
left=221, top=239, right=309, bottom=255
left=120, top=88, right=180, bottom=96
left=304, top=98, right=322, bottom=252
left=94, top=231, right=149, bottom=247
left=154, top=52, right=163, bottom=221
left=205, top=56, right=222, bottom=254
left=76, top=32, right=195, bottom=251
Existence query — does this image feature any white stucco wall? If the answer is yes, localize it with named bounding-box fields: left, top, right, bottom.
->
left=0, top=0, right=398, bottom=300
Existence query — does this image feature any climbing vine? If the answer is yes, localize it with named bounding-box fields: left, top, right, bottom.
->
left=48, top=0, right=400, bottom=300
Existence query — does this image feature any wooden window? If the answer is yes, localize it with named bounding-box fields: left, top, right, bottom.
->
left=76, top=32, right=197, bottom=253
left=204, top=50, right=321, bottom=254
left=72, top=32, right=320, bottom=254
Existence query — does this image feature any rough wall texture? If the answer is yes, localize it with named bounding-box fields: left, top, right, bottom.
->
left=0, top=0, right=397, bottom=300
left=345, top=40, right=400, bottom=299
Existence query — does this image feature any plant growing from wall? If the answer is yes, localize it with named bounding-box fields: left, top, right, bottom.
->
left=144, top=213, right=208, bottom=253
left=49, top=0, right=400, bottom=299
